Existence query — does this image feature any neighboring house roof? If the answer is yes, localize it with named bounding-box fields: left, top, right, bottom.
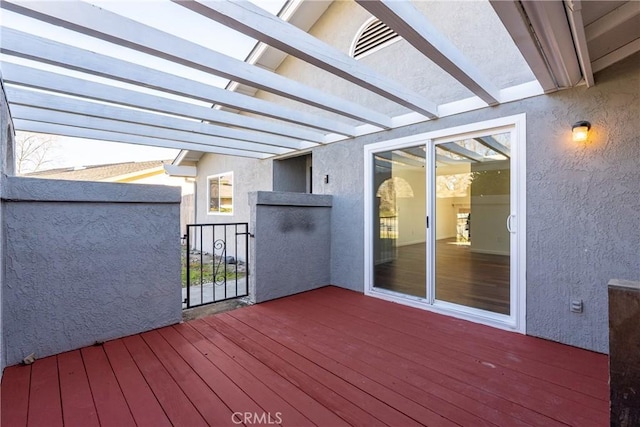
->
left=25, top=160, right=169, bottom=182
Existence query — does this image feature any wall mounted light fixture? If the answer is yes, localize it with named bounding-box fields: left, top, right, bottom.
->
left=572, top=121, right=591, bottom=142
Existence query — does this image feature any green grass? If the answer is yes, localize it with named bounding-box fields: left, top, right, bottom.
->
left=181, top=255, right=245, bottom=288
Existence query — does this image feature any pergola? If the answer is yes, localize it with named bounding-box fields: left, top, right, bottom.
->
left=1, top=0, right=638, bottom=160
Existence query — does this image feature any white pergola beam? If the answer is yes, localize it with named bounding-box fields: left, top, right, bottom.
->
left=565, top=1, right=594, bottom=87
left=1, top=62, right=326, bottom=143
left=357, top=0, right=501, bottom=106
left=6, top=86, right=304, bottom=152
left=174, top=0, right=438, bottom=119
left=0, top=28, right=356, bottom=136
left=489, top=0, right=558, bottom=93
left=11, top=106, right=290, bottom=156
left=2, top=0, right=392, bottom=129
left=14, top=120, right=270, bottom=159
left=591, top=38, right=640, bottom=73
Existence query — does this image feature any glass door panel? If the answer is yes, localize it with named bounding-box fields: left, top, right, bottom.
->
left=373, top=146, right=427, bottom=298
left=434, top=132, right=511, bottom=314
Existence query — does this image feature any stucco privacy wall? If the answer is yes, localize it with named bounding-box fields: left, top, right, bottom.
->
left=0, top=76, right=16, bottom=374
left=1, top=177, right=182, bottom=366
left=248, top=191, right=332, bottom=303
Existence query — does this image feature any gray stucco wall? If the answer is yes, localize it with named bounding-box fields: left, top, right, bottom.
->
left=1, top=177, right=182, bottom=366
left=249, top=191, right=332, bottom=303
left=0, top=76, right=15, bottom=375
left=310, top=53, right=639, bottom=353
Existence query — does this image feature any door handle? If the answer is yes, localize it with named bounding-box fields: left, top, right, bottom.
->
left=506, top=214, right=515, bottom=233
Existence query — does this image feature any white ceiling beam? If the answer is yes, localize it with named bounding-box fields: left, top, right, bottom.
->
left=489, top=0, right=558, bottom=93
left=591, top=38, right=640, bottom=73
left=11, top=106, right=290, bottom=156
left=174, top=0, right=438, bottom=119
left=14, top=120, right=270, bottom=159
left=6, top=86, right=304, bottom=152
left=2, top=0, right=392, bottom=129
left=0, top=29, right=355, bottom=136
left=565, top=1, right=594, bottom=87
left=585, top=1, right=640, bottom=42
left=518, top=0, right=582, bottom=89
left=356, top=0, right=501, bottom=106
left=473, top=136, right=510, bottom=158
left=1, top=62, right=326, bottom=143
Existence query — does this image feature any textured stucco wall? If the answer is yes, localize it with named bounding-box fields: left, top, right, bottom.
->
left=310, top=53, right=639, bottom=352
left=1, top=177, right=182, bottom=366
left=249, top=191, right=332, bottom=303
left=0, top=76, right=16, bottom=375
left=273, top=155, right=308, bottom=193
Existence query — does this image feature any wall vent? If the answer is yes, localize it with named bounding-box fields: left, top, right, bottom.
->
left=352, top=19, right=400, bottom=59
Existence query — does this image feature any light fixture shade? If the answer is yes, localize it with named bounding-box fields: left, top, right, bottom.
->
left=572, top=121, right=591, bottom=142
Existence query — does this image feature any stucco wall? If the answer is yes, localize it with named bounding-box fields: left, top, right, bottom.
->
left=0, top=76, right=16, bottom=375
left=1, top=177, right=182, bottom=366
left=249, top=191, right=332, bottom=303
left=310, top=53, right=639, bottom=352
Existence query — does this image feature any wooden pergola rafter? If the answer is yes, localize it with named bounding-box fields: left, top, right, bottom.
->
left=0, top=0, right=591, bottom=157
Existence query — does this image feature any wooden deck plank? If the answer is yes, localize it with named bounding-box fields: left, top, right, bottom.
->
left=182, top=321, right=349, bottom=427
left=322, top=286, right=608, bottom=381
left=0, top=286, right=609, bottom=427
left=200, top=315, right=391, bottom=426
left=139, top=330, right=239, bottom=426
left=209, top=312, right=428, bottom=427
left=1, top=364, right=31, bottom=427
left=57, top=350, right=100, bottom=427
left=248, top=299, right=566, bottom=426
left=313, top=288, right=609, bottom=399
left=102, top=340, right=172, bottom=427
left=121, top=334, right=208, bottom=427
left=269, top=290, right=608, bottom=426
left=27, top=356, right=62, bottom=427
left=81, top=345, right=136, bottom=427
left=161, top=325, right=314, bottom=427
left=229, top=307, right=495, bottom=427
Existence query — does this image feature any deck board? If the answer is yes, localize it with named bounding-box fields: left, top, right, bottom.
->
left=1, top=286, right=609, bottom=427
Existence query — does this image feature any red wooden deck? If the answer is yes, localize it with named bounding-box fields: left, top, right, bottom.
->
left=1, top=286, right=609, bottom=426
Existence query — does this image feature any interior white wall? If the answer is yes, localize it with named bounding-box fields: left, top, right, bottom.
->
left=395, top=168, right=425, bottom=246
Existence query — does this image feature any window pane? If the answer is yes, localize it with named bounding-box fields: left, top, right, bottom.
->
left=219, top=173, right=233, bottom=214
left=209, top=176, right=220, bottom=212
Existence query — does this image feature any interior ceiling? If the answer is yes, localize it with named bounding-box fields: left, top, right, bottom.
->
left=0, top=0, right=638, bottom=162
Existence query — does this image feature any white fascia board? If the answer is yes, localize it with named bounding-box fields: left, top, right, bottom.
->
left=489, top=0, right=558, bottom=93
left=175, top=0, right=438, bottom=119
left=1, top=0, right=391, bottom=129
left=357, top=0, right=501, bottom=106
left=0, top=28, right=356, bottom=136
left=14, top=120, right=270, bottom=158
left=1, top=62, right=327, bottom=143
left=164, top=164, right=197, bottom=177
left=565, top=1, right=594, bottom=87
left=6, top=86, right=307, bottom=152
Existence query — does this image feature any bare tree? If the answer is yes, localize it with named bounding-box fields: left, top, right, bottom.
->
left=15, top=132, right=59, bottom=174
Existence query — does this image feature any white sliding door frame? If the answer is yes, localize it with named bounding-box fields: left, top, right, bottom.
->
left=364, top=114, right=526, bottom=333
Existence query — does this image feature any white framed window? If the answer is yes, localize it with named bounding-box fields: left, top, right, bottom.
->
left=207, top=172, right=233, bottom=215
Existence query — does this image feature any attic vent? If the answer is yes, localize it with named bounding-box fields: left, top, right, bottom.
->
left=352, top=19, right=400, bottom=59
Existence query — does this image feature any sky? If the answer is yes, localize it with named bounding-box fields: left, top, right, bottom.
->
left=3, top=0, right=287, bottom=171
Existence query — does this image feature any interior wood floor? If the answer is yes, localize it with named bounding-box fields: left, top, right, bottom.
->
left=1, top=287, right=608, bottom=427
left=374, top=238, right=510, bottom=314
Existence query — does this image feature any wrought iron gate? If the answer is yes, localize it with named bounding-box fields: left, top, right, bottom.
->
left=182, top=223, right=249, bottom=309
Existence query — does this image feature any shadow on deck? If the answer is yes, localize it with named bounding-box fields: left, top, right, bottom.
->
left=1, top=286, right=608, bottom=426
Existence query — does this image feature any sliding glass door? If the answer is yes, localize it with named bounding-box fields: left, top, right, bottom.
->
left=365, top=116, right=525, bottom=331
left=433, top=131, right=511, bottom=315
